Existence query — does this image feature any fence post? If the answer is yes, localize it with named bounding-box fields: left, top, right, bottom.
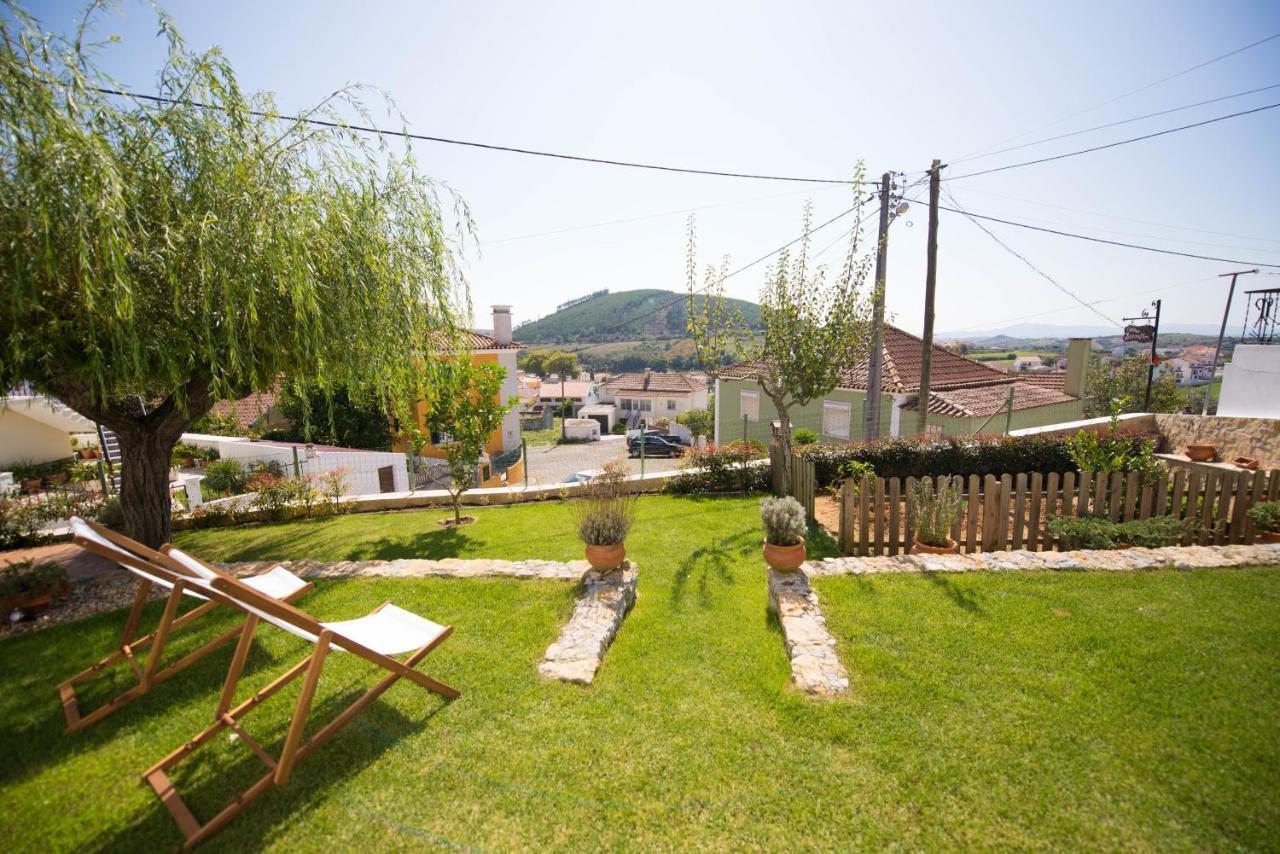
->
left=292, top=447, right=302, bottom=479
left=522, top=438, right=529, bottom=489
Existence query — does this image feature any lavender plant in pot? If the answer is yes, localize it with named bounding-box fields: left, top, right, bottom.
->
left=910, top=477, right=964, bottom=555
left=761, top=496, right=807, bottom=571
left=570, top=462, right=637, bottom=572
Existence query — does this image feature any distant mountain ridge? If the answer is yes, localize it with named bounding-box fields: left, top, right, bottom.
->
left=941, top=322, right=1222, bottom=341
left=514, top=289, right=761, bottom=345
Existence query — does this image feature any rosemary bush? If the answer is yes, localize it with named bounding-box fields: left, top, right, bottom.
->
left=570, top=462, right=637, bottom=546
left=911, top=477, right=964, bottom=547
left=760, top=496, right=806, bottom=546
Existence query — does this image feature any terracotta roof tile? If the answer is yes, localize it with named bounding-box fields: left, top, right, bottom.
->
left=463, top=331, right=523, bottom=350
left=1013, top=373, right=1069, bottom=391
left=603, top=372, right=700, bottom=395
left=720, top=325, right=1009, bottom=393
left=898, top=381, right=1077, bottom=418
left=209, top=391, right=279, bottom=430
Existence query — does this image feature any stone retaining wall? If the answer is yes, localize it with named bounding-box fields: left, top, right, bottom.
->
left=539, top=563, right=638, bottom=685
left=1153, top=414, right=1280, bottom=468
left=766, top=568, right=848, bottom=696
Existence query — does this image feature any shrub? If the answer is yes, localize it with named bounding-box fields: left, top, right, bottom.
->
left=910, top=477, right=964, bottom=547
left=0, top=497, right=45, bottom=549
left=1247, top=500, right=1280, bottom=533
left=791, top=427, right=818, bottom=446
left=665, top=440, right=768, bottom=494
left=318, top=468, right=351, bottom=514
left=248, top=473, right=315, bottom=522
left=1116, top=516, right=1190, bottom=548
left=1046, top=516, right=1118, bottom=550
left=570, top=462, right=637, bottom=546
left=203, top=459, right=247, bottom=495
left=675, top=408, right=713, bottom=438
left=760, top=496, right=806, bottom=546
left=0, top=559, right=67, bottom=602
left=798, top=434, right=1076, bottom=486
left=1066, top=405, right=1163, bottom=486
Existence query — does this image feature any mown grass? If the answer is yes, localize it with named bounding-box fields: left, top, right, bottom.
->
left=0, top=495, right=1277, bottom=851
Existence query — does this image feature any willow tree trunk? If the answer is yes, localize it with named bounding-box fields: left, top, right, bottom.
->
left=50, top=379, right=212, bottom=548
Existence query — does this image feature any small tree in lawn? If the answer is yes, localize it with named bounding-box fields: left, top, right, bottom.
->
left=686, top=181, right=879, bottom=495
left=0, top=9, right=467, bottom=546
left=423, top=361, right=512, bottom=524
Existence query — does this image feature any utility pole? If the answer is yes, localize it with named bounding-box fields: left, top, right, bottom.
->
left=915, top=159, right=942, bottom=437
left=1143, top=299, right=1162, bottom=412
left=1205, top=269, right=1258, bottom=415
left=864, top=172, right=891, bottom=440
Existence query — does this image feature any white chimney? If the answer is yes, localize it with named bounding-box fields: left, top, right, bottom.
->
left=492, top=304, right=513, bottom=345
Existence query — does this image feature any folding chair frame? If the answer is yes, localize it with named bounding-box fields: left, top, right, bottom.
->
left=142, top=598, right=456, bottom=849
left=58, top=521, right=313, bottom=734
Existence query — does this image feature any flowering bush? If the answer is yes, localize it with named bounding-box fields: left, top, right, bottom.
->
left=248, top=473, right=316, bottom=522
left=666, top=440, right=768, bottom=494
left=318, top=468, right=351, bottom=514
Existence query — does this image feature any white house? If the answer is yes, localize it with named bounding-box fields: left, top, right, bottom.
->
left=1216, top=345, right=1280, bottom=418
left=0, top=387, right=98, bottom=466
left=601, top=371, right=709, bottom=424
left=537, top=379, right=599, bottom=415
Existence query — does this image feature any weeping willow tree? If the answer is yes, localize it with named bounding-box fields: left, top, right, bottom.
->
left=687, top=169, right=880, bottom=496
left=0, top=6, right=470, bottom=545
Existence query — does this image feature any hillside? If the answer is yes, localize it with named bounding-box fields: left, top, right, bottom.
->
left=514, top=289, right=761, bottom=345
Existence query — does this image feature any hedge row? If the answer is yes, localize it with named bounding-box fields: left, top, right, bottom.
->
left=797, top=435, right=1081, bottom=486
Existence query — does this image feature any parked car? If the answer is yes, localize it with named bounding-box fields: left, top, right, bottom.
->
left=562, top=469, right=602, bottom=484
left=627, top=434, right=686, bottom=458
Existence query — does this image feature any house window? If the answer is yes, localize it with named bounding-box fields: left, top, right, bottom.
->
left=638, top=399, right=652, bottom=412
left=667, top=399, right=677, bottom=411
left=822, top=400, right=851, bottom=439
left=740, top=390, right=759, bottom=422
left=430, top=429, right=454, bottom=445
left=619, top=398, right=631, bottom=411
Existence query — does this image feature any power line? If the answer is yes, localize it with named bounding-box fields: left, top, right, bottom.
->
left=482, top=184, right=842, bottom=245
left=945, top=187, right=1119, bottom=327
left=946, top=101, right=1280, bottom=181
left=957, top=31, right=1280, bottom=160
left=598, top=197, right=875, bottom=334
left=950, top=81, right=1280, bottom=165
left=935, top=197, right=1280, bottom=268
left=956, top=187, right=1280, bottom=246
left=93, top=86, right=873, bottom=187
left=956, top=275, right=1219, bottom=332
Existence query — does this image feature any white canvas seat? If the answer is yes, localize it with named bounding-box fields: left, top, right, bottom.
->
left=322, top=605, right=450, bottom=656
left=59, top=517, right=313, bottom=734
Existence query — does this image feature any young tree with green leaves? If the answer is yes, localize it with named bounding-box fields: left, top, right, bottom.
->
left=0, top=7, right=468, bottom=545
left=422, top=360, right=513, bottom=524
left=518, top=350, right=550, bottom=377
left=1083, top=355, right=1182, bottom=417
left=686, top=180, right=879, bottom=495
left=275, top=386, right=393, bottom=451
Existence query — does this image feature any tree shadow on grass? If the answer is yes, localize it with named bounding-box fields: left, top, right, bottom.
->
left=344, top=527, right=472, bottom=561
left=922, top=571, right=985, bottom=615
left=670, top=528, right=754, bottom=611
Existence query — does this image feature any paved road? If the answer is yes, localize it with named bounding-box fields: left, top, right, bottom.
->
left=523, top=436, right=684, bottom=486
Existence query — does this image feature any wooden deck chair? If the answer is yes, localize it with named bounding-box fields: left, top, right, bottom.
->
left=142, top=546, right=458, bottom=849
left=58, top=517, right=312, bottom=734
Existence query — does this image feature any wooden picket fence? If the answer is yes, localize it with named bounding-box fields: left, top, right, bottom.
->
left=838, top=468, right=1280, bottom=557
left=769, top=447, right=817, bottom=523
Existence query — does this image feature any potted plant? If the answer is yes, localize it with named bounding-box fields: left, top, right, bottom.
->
left=761, top=495, right=807, bottom=571
left=1, top=559, right=69, bottom=617
left=570, top=462, right=636, bottom=572
left=1247, top=500, right=1280, bottom=544
left=1185, top=444, right=1216, bottom=462
left=909, top=477, right=963, bottom=554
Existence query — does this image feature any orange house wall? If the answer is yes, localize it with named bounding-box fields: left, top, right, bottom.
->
left=391, top=352, right=505, bottom=458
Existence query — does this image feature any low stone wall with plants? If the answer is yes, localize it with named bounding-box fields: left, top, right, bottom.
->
left=1153, top=414, right=1280, bottom=468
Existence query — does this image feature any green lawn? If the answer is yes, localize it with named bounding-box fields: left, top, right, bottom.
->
left=1, top=496, right=1278, bottom=850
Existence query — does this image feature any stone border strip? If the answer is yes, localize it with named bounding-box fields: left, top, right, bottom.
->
left=539, top=563, right=638, bottom=685
left=222, top=557, right=581, bottom=581
left=767, top=568, right=849, bottom=696
left=805, top=543, right=1280, bottom=577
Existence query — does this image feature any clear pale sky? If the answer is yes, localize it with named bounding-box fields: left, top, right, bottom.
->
left=26, top=0, right=1280, bottom=336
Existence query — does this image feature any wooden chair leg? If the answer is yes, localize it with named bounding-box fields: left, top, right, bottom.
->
left=141, top=634, right=453, bottom=848
left=142, top=581, right=187, bottom=690
left=216, top=615, right=259, bottom=719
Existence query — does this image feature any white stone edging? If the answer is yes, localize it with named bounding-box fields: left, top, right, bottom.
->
left=767, top=568, right=849, bottom=696
left=539, top=562, right=638, bottom=685
left=805, top=542, right=1280, bottom=576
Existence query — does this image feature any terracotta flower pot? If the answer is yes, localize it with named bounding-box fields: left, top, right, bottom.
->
left=21, top=479, right=41, bottom=494
left=1114, top=541, right=1133, bottom=550
left=585, top=542, right=625, bottom=572
left=1185, top=444, right=1216, bottom=462
left=1258, top=530, right=1280, bottom=544
left=4, top=590, right=54, bottom=616
left=910, top=536, right=959, bottom=555
left=763, top=540, right=806, bottom=571
left=1234, top=457, right=1260, bottom=470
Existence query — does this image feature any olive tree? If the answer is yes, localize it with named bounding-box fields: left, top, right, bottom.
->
left=0, top=8, right=468, bottom=545
left=687, top=186, right=879, bottom=495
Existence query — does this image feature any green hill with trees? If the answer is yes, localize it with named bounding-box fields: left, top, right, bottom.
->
left=514, top=289, right=761, bottom=345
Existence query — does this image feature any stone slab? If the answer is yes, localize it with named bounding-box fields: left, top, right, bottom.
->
left=767, top=568, right=849, bottom=696
left=539, top=562, right=638, bottom=685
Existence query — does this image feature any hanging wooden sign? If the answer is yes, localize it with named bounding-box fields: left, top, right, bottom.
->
left=1123, top=323, right=1155, bottom=344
